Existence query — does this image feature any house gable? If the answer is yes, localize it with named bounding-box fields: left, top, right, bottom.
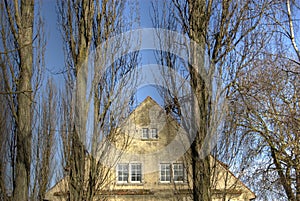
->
left=45, top=96, right=255, bottom=201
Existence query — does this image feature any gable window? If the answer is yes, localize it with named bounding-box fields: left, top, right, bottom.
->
left=150, top=128, right=158, bottom=138
left=141, top=128, right=148, bottom=139
left=160, top=163, right=171, bottom=182
left=173, top=163, right=184, bottom=182
left=141, top=128, right=158, bottom=139
left=130, top=163, right=142, bottom=183
left=117, top=164, right=129, bottom=183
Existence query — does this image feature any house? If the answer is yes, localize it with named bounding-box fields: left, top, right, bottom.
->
left=45, top=96, right=255, bottom=201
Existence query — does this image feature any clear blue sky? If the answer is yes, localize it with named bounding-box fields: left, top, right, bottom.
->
left=41, top=1, right=65, bottom=90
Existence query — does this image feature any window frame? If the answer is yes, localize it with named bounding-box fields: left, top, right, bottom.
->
left=141, top=127, right=158, bottom=140
left=159, top=162, right=186, bottom=183
left=159, top=163, right=171, bottom=183
left=141, top=128, right=148, bottom=139
left=116, top=163, right=142, bottom=184
left=130, top=163, right=142, bottom=183
left=150, top=128, right=158, bottom=139
left=173, top=163, right=185, bottom=183
left=116, top=163, right=129, bottom=183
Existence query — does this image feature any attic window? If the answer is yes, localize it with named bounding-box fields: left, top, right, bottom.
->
left=150, top=128, right=158, bottom=138
left=141, top=128, right=148, bottom=139
left=141, top=128, right=158, bottom=139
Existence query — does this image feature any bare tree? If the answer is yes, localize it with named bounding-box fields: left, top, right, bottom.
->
left=0, top=0, right=45, bottom=200
left=151, top=0, right=270, bottom=200
left=57, top=1, right=95, bottom=199
left=229, top=53, right=299, bottom=201
left=220, top=1, right=300, bottom=200
left=30, top=80, right=57, bottom=201
left=57, top=0, right=139, bottom=200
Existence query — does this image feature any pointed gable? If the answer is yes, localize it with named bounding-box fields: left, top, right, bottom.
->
left=126, top=96, right=165, bottom=127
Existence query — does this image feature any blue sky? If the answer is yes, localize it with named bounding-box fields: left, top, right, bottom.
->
left=41, top=0, right=164, bottom=104
left=41, top=1, right=65, bottom=90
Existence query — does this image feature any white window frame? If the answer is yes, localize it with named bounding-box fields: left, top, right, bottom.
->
left=130, top=163, right=142, bottom=183
left=116, top=163, right=129, bottom=183
left=141, top=128, right=148, bottom=139
left=173, top=163, right=184, bottom=183
left=159, top=163, right=171, bottom=183
left=116, top=163, right=142, bottom=184
left=150, top=128, right=158, bottom=139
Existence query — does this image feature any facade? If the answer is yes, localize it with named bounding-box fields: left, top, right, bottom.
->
left=45, top=96, right=255, bottom=201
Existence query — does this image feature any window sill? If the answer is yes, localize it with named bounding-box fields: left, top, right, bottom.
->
left=141, top=138, right=159, bottom=141
left=158, top=181, right=171, bottom=184
left=174, top=181, right=186, bottom=184
left=116, top=182, right=144, bottom=186
left=158, top=181, right=187, bottom=185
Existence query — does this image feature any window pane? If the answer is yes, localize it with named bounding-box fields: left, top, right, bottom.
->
left=173, top=163, right=184, bottom=182
left=131, top=163, right=142, bottom=182
left=150, top=128, right=157, bottom=138
left=141, top=128, right=148, bottom=139
left=160, top=163, right=171, bottom=182
left=117, top=164, right=128, bottom=182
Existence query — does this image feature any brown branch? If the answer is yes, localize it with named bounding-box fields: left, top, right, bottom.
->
left=0, top=90, right=33, bottom=95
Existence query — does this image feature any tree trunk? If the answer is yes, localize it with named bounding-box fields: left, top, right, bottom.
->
left=65, top=1, right=93, bottom=200
left=190, top=68, right=211, bottom=201
left=13, top=0, right=34, bottom=200
left=188, top=0, right=211, bottom=200
left=297, top=165, right=300, bottom=201
left=296, top=144, right=300, bottom=201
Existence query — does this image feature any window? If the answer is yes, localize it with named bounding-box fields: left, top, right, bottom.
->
left=159, top=163, right=185, bottom=183
left=130, top=163, right=142, bottom=183
left=173, top=163, right=184, bottom=182
left=117, top=164, right=128, bottom=183
left=116, top=163, right=142, bottom=183
left=150, top=128, right=158, bottom=138
left=160, top=163, right=171, bottom=182
left=141, top=128, right=148, bottom=139
left=141, top=128, right=158, bottom=139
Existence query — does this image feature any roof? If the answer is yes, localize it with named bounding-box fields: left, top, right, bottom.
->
left=216, top=159, right=256, bottom=199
